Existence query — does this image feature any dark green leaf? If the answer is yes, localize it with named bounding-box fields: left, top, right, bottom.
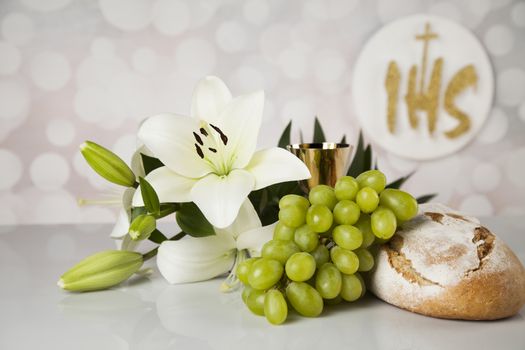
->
left=313, top=117, right=326, bottom=143
left=176, top=202, right=215, bottom=237
left=148, top=229, right=168, bottom=244
left=386, top=172, right=414, bottom=189
left=363, top=145, right=372, bottom=171
left=340, top=135, right=347, bottom=144
left=347, top=131, right=364, bottom=177
left=416, top=194, right=436, bottom=204
left=299, top=130, right=304, bottom=144
left=278, top=121, right=292, bottom=148
left=130, top=206, right=147, bottom=221
left=157, top=203, right=179, bottom=218
left=139, top=177, right=160, bottom=215
left=141, top=154, right=164, bottom=176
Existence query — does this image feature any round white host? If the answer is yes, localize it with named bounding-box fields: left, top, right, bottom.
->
left=353, top=15, right=493, bottom=160
left=511, top=2, right=525, bottom=27
left=1, top=13, right=34, bottom=45
left=216, top=21, right=246, bottom=53
left=471, top=162, right=501, bottom=192
left=475, top=107, right=508, bottom=144
left=0, top=149, right=23, bottom=190
left=484, top=25, right=514, bottom=56
left=0, top=42, right=21, bottom=75
left=132, top=47, right=158, bottom=73
left=152, top=0, right=190, bottom=36
left=0, top=78, right=30, bottom=121
left=99, top=0, right=152, bottom=31
left=175, top=38, right=216, bottom=78
left=505, top=147, right=525, bottom=189
left=459, top=194, right=493, bottom=216
left=46, top=119, right=76, bottom=146
left=30, top=51, right=71, bottom=91
left=30, top=153, right=70, bottom=191
left=497, top=68, right=525, bottom=107
left=243, top=0, right=269, bottom=24
left=21, top=0, right=70, bottom=12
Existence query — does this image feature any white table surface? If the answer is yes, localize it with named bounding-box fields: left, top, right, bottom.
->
left=0, top=217, right=524, bottom=350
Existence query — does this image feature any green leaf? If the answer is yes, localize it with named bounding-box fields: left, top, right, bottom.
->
left=299, top=130, right=304, bottom=144
left=130, top=206, right=147, bottom=221
left=313, top=117, right=326, bottom=143
left=141, top=154, right=164, bottom=176
left=157, top=203, right=179, bottom=219
left=347, top=131, right=365, bottom=177
left=416, top=194, right=436, bottom=204
left=386, top=172, right=414, bottom=190
left=363, top=145, right=372, bottom=171
left=340, top=135, right=347, bottom=144
left=176, top=202, right=215, bottom=237
left=139, top=177, right=160, bottom=216
left=278, top=121, right=292, bottom=148
left=148, top=229, right=168, bottom=244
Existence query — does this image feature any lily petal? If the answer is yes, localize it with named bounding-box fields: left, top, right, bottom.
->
left=245, top=147, right=311, bottom=190
left=218, top=90, right=264, bottom=169
left=132, top=166, right=196, bottom=207
left=236, top=223, right=276, bottom=256
left=130, top=145, right=152, bottom=178
left=191, top=169, right=255, bottom=229
left=215, top=200, right=261, bottom=239
left=138, top=113, right=212, bottom=178
left=110, top=208, right=130, bottom=238
left=156, top=232, right=236, bottom=284
left=190, top=76, right=232, bottom=124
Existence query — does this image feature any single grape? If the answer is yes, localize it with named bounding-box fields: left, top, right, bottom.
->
left=354, top=248, right=374, bottom=272
left=356, top=187, right=379, bottom=214
left=262, top=239, right=300, bottom=265
left=273, top=221, right=295, bottom=241
left=286, top=282, right=323, bottom=317
left=315, top=263, right=342, bottom=299
left=294, top=225, right=319, bottom=252
left=279, top=194, right=310, bottom=211
left=278, top=205, right=307, bottom=228
left=354, top=214, right=375, bottom=248
left=309, top=185, right=337, bottom=210
left=246, top=288, right=266, bottom=315
left=236, top=257, right=259, bottom=285
left=332, top=225, right=363, bottom=251
left=306, top=204, right=333, bottom=233
left=248, top=258, right=284, bottom=290
left=333, top=200, right=361, bottom=225
left=264, top=289, right=288, bottom=325
left=334, top=176, right=359, bottom=201
left=330, top=246, right=359, bottom=275
left=242, top=285, right=253, bottom=304
left=371, top=207, right=397, bottom=240
left=285, top=252, right=316, bottom=282
left=379, top=188, right=418, bottom=222
left=355, top=272, right=366, bottom=297
left=356, top=170, right=387, bottom=193
left=310, top=244, right=330, bottom=268
left=340, top=273, right=363, bottom=302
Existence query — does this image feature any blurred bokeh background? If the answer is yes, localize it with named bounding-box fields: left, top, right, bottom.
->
left=0, top=0, right=524, bottom=226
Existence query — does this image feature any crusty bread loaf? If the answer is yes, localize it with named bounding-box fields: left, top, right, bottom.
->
left=368, top=203, right=525, bottom=320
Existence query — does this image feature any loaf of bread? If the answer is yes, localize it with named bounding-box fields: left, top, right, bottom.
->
left=368, top=203, right=525, bottom=320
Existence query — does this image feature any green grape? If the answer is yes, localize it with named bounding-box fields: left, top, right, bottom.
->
left=330, top=246, right=359, bottom=275
left=279, top=194, right=310, bottom=211
left=354, top=214, right=375, bottom=248
left=294, top=225, right=319, bottom=252
left=306, top=204, right=333, bottom=233
left=286, top=282, right=323, bottom=317
left=379, top=188, right=418, bottom=222
left=273, top=222, right=295, bottom=241
left=332, top=225, right=363, bottom=250
left=248, top=258, right=284, bottom=290
left=246, top=288, right=266, bottom=315
left=333, top=200, right=361, bottom=225
left=334, top=176, right=359, bottom=201
left=278, top=205, right=307, bottom=228
left=242, top=285, right=253, bottom=304
left=309, top=185, right=337, bottom=210
left=262, top=239, right=300, bottom=265
left=285, top=252, right=316, bottom=282
left=236, top=257, right=259, bottom=285
left=355, top=272, right=366, bottom=297
left=324, top=295, right=343, bottom=305
left=310, top=244, right=330, bottom=268
left=340, top=273, right=363, bottom=302
left=371, top=207, right=397, bottom=239
left=315, top=263, right=342, bottom=299
left=264, top=289, right=288, bottom=325
left=356, top=187, right=379, bottom=214
left=356, top=170, right=387, bottom=193
left=354, top=248, right=374, bottom=272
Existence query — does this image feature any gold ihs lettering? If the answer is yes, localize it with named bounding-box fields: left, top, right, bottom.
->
left=443, top=64, right=476, bottom=139
left=385, top=61, right=400, bottom=133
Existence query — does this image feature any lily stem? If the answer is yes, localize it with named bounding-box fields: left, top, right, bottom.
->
left=142, top=231, right=187, bottom=262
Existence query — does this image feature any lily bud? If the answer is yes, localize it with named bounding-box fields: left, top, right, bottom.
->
left=80, top=141, right=136, bottom=187
left=129, top=214, right=156, bottom=241
left=58, top=250, right=143, bottom=292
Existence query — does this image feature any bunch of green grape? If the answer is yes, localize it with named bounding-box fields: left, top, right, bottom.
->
left=236, top=170, right=419, bottom=325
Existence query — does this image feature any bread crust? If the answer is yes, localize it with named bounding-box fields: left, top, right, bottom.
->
left=368, top=203, right=525, bottom=320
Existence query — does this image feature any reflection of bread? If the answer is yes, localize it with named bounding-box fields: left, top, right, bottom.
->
left=369, top=203, right=525, bottom=320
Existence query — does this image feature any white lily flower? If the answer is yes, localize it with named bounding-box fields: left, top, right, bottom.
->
left=156, top=200, right=274, bottom=290
left=133, top=76, right=310, bottom=229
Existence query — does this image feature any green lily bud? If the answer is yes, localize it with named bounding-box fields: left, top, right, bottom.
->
left=58, top=250, right=143, bottom=292
left=80, top=141, right=136, bottom=187
left=129, top=214, right=156, bottom=241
